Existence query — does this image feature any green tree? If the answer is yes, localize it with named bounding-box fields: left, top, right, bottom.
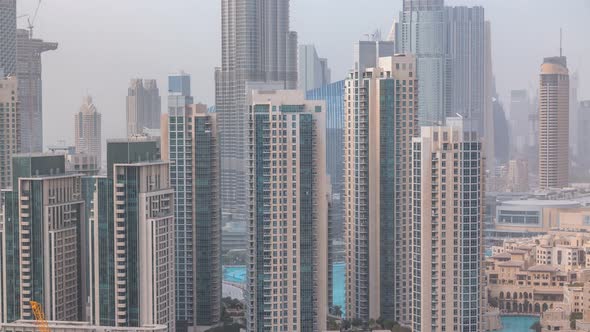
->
left=571, top=312, right=583, bottom=329
left=342, top=319, right=351, bottom=330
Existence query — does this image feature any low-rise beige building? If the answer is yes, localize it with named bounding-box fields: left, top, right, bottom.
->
left=487, top=233, right=590, bottom=318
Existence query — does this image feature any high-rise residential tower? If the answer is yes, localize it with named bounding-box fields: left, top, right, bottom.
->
left=411, top=122, right=484, bottom=332
left=112, top=160, right=175, bottom=331
left=247, top=90, right=328, bottom=332
left=84, top=138, right=162, bottom=327
left=0, top=76, right=18, bottom=190
left=17, top=157, right=85, bottom=322
left=163, top=74, right=221, bottom=330
left=1, top=153, right=73, bottom=323
left=75, top=96, right=102, bottom=168
left=16, top=29, right=58, bottom=153
left=126, top=79, right=162, bottom=137
left=538, top=56, right=569, bottom=189
left=0, top=0, right=16, bottom=77
left=216, top=0, right=298, bottom=227
left=397, top=0, right=446, bottom=125
left=298, top=44, right=330, bottom=92
left=444, top=6, right=485, bottom=135
left=344, top=53, right=417, bottom=324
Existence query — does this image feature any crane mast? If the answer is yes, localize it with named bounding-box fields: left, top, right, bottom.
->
left=30, top=301, right=50, bottom=332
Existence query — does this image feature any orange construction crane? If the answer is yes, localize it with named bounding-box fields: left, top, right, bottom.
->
left=30, top=301, right=50, bottom=332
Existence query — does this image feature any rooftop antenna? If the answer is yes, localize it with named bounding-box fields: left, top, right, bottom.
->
left=560, top=28, right=563, bottom=57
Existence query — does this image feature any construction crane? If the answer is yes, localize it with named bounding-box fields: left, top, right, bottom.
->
left=16, top=0, right=42, bottom=38
left=27, top=0, right=42, bottom=37
left=30, top=301, right=51, bottom=332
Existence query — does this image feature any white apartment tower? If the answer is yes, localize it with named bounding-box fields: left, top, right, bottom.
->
left=163, top=93, right=222, bottom=330
left=344, top=53, right=417, bottom=324
left=412, top=122, right=484, bottom=332
left=247, top=90, right=328, bottom=332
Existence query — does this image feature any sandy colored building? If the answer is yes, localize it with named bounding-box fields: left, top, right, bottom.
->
left=538, top=56, right=570, bottom=189
left=487, top=233, right=590, bottom=318
left=412, top=123, right=485, bottom=332
left=344, top=50, right=417, bottom=324
left=246, top=90, right=328, bottom=332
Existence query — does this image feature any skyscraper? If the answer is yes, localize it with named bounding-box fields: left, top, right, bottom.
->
left=163, top=73, right=196, bottom=329
left=0, top=0, right=16, bottom=77
left=444, top=6, right=485, bottom=135
left=17, top=157, right=85, bottom=322
left=1, top=153, right=71, bottom=323
left=85, top=137, right=162, bottom=327
left=112, top=161, right=175, bottom=331
left=216, top=0, right=298, bottom=227
left=1, top=154, right=86, bottom=322
left=0, top=76, right=18, bottom=190
left=397, top=0, right=446, bottom=125
left=84, top=175, right=114, bottom=327
left=298, top=44, right=330, bottom=92
left=16, top=29, right=58, bottom=153
left=570, top=72, right=579, bottom=157
left=164, top=75, right=221, bottom=330
left=510, top=90, right=531, bottom=157
left=578, top=101, right=590, bottom=169
left=538, top=56, right=569, bottom=189
left=344, top=53, right=417, bottom=323
left=493, top=98, right=510, bottom=166
left=247, top=90, right=328, bottom=332
left=412, top=122, right=484, bottom=332
left=75, top=96, right=102, bottom=168
left=483, top=21, right=495, bottom=168
left=126, top=79, right=162, bottom=137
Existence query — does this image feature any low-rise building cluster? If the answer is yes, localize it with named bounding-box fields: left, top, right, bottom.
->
left=487, top=232, right=590, bottom=331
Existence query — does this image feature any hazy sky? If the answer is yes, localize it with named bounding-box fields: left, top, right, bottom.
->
left=17, top=0, right=590, bottom=148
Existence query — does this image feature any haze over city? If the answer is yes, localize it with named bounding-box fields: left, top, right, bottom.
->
left=3, top=0, right=590, bottom=331
left=16, top=0, right=590, bottom=147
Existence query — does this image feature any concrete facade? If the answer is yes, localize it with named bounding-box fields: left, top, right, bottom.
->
left=412, top=125, right=484, bottom=332
left=246, top=90, right=328, bottom=332
left=163, top=97, right=221, bottom=330
left=344, top=53, right=417, bottom=324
